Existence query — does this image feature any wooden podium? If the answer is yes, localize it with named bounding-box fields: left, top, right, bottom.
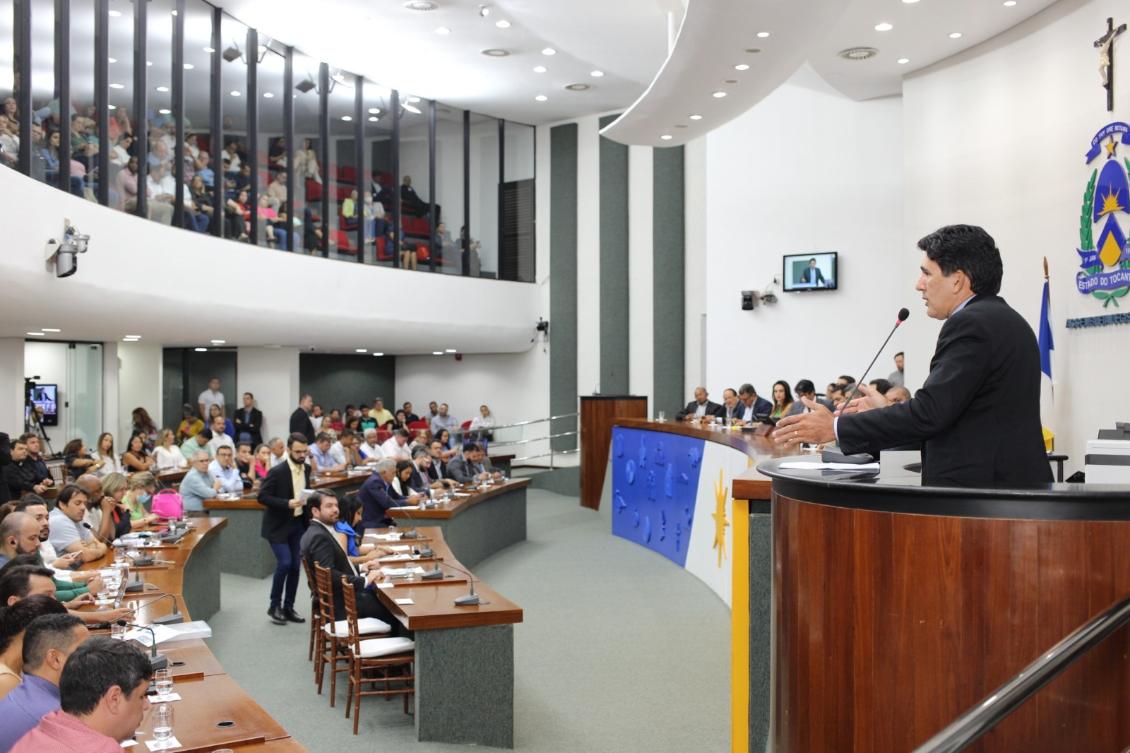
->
left=579, top=395, right=647, bottom=510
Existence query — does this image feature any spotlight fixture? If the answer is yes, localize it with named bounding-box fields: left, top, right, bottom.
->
left=372, top=352, right=384, bottom=357
left=263, top=92, right=274, bottom=98
left=295, top=78, right=316, bottom=93
left=183, top=63, right=194, bottom=70
left=368, top=116, right=379, bottom=122
left=229, top=90, right=241, bottom=97
left=477, top=3, right=490, bottom=16
left=368, top=107, right=381, bottom=114
left=897, top=57, right=910, bottom=64
left=210, top=339, right=226, bottom=345
left=564, top=83, right=590, bottom=91
left=42, top=328, right=61, bottom=333
left=46, top=219, right=90, bottom=278
left=734, top=63, right=750, bottom=71
left=222, top=45, right=242, bottom=63
left=108, top=9, right=121, bottom=16
left=712, top=91, right=727, bottom=98
left=355, top=348, right=368, bottom=353
left=838, top=46, right=879, bottom=61
left=1002, top=0, right=1016, bottom=5
left=590, top=70, right=604, bottom=77
left=534, top=94, right=548, bottom=102
left=341, top=115, right=353, bottom=121
left=533, top=65, right=547, bottom=73
left=432, top=351, right=444, bottom=356
left=155, top=85, right=169, bottom=92
left=541, top=47, right=556, bottom=56
left=481, top=48, right=510, bottom=57
left=874, top=22, right=893, bottom=32
left=445, top=348, right=457, bottom=353
left=948, top=31, right=963, bottom=39
left=660, top=134, right=672, bottom=141
left=194, top=347, right=208, bottom=352
left=756, top=31, right=770, bottom=38
left=495, top=19, right=510, bottom=28
left=689, top=114, right=702, bottom=120
left=403, top=0, right=438, bottom=10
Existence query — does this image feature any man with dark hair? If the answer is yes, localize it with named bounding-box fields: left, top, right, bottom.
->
left=888, top=351, right=905, bottom=388
left=18, top=436, right=51, bottom=489
left=232, top=392, right=263, bottom=448
left=0, top=595, right=68, bottom=700
left=786, top=381, right=834, bottom=417
left=777, top=224, right=1051, bottom=486
left=868, top=378, right=893, bottom=396
left=446, top=443, right=499, bottom=485
left=179, top=427, right=213, bottom=462
left=0, top=512, right=41, bottom=569
left=402, top=402, right=420, bottom=424
left=380, top=428, right=412, bottom=462
left=736, top=384, right=772, bottom=425
left=0, top=565, right=56, bottom=607
left=309, top=432, right=346, bottom=473
left=0, top=614, right=87, bottom=750
left=715, top=388, right=742, bottom=424
left=11, top=637, right=152, bottom=752
left=2, top=439, right=50, bottom=499
left=800, top=257, right=826, bottom=286
left=258, top=433, right=311, bottom=626
left=289, top=394, right=316, bottom=444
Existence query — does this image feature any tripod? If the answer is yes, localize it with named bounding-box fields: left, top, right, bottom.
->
left=24, top=396, right=55, bottom=458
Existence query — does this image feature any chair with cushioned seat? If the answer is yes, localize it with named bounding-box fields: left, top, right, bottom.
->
left=312, top=562, right=391, bottom=707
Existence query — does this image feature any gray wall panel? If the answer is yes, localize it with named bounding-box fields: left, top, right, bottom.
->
left=652, top=146, right=685, bottom=415
left=298, top=354, right=396, bottom=417
left=598, top=113, right=629, bottom=393
left=550, top=124, right=579, bottom=451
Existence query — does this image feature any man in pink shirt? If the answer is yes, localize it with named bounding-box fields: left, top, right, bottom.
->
left=11, top=637, right=151, bottom=753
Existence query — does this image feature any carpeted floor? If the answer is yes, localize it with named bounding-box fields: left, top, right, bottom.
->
left=207, top=489, right=731, bottom=753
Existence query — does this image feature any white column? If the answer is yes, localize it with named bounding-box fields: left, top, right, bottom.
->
left=117, top=342, right=163, bottom=442
left=0, top=339, right=26, bottom=436
left=237, top=347, right=300, bottom=443
left=684, top=136, right=708, bottom=392
left=102, top=342, right=119, bottom=440
left=575, top=115, right=602, bottom=395
left=627, top=145, right=655, bottom=408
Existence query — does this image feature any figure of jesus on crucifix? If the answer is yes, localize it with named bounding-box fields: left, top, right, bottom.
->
left=1095, top=16, right=1126, bottom=112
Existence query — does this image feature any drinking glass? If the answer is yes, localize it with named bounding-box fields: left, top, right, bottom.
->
left=111, top=621, right=126, bottom=640
left=153, top=668, right=173, bottom=697
left=152, top=703, right=174, bottom=742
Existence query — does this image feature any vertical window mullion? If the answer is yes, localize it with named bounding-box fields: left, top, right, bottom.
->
left=462, top=109, right=469, bottom=276
left=318, top=62, right=328, bottom=257
left=172, top=0, right=185, bottom=226
left=208, top=7, right=220, bottom=235
left=55, top=0, right=70, bottom=193
left=390, top=89, right=400, bottom=268
left=427, top=98, right=436, bottom=272
left=283, top=46, right=294, bottom=252
left=94, top=0, right=108, bottom=204
left=133, top=0, right=147, bottom=218
left=354, top=78, right=363, bottom=262
left=14, top=0, right=30, bottom=174
left=246, top=28, right=258, bottom=244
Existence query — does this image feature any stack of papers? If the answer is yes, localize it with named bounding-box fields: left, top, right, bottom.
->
left=380, top=566, right=426, bottom=577
left=364, top=532, right=403, bottom=542
left=779, top=461, right=880, bottom=471
left=124, top=620, right=212, bottom=647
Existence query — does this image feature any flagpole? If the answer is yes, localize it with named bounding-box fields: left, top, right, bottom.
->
left=1043, top=256, right=1053, bottom=401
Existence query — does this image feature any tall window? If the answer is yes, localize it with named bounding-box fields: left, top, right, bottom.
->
left=467, top=112, right=500, bottom=278
left=433, top=105, right=463, bottom=275
left=291, top=50, right=320, bottom=254
left=326, top=71, right=356, bottom=261
left=397, top=93, right=430, bottom=271
left=145, top=0, right=176, bottom=226
left=182, top=0, right=214, bottom=234
left=502, top=121, right=534, bottom=282
left=0, top=0, right=14, bottom=169
left=30, top=0, right=55, bottom=189
left=219, top=13, right=248, bottom=240
left=362, top=80, right=394, bottom=266
left=257, top=42, right=285, bottom=249
left=106, top=0, right=135, bottom=211
left=68, top=0, right=96, bottom=201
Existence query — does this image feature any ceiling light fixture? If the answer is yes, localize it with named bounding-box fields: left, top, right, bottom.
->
left=902, top=0, right=920, bottom=3
left=341, top=115, right=353, bottom=121
left=712, top=91, right=727, bottom=98
left=355, top=348, right=368, bottom=353
left=897, top=57, right=910, bottom=64
left=263, top=92, right=274, bottom=98
left=183, top=63, right=194, bottom=70
left=445, top=349, right=457, bottom=353
left=838, top=46, right=879, bottom=61
left=533, top=65, right=547, bottom=73
left=368, top=116, right=379, bottom=122
left=432, top=351, right=444, bottom=356
left=155, top=85, right=169, bottom=92
left=1003, top=0, right=1016, bottom=5
left=477, top=4, right=490, bottom=16
left=591, top=70, right=604, bottom=78
left=125, top=334, right=141, bottom=339
left=158, top=108, right=171, bottom=115
left=435, top=26, right=451, bottom=35
left=108, top=57, right=117, bottom=63
left=495, top=19, right=510, bottom=28
left=481, top=48, right=510, bottom=57
left=368, top=107, right=381, bottom=114
left=407, top=96, right=421, bottom=103
left=210, top=339, right=226, bottom=344
left=373, top=352, right=384, bottom=357
left=108, top=105, right=116, bottom=110
left=146, top=61, right=153, bottom=66
left=403, top=0, right=438, bottom=10
left=535, top=94, right=548, bottom=102
left=108, top=9, right=121, bottom=16
left=689, top=114, right=703, bottom=120
left=948, top=31, right=963, bottom=38
left=403, top=104, right=422, bottom=114
left=734, top=63, right=750, bottom=71
left=26, top=332, right=45, bottom=337
left=565, top=83, right=590, bottom=91
left=194, top=347, right=208, bottom=352
left=42, top=328, right=61, bottom=333
left=744, top=48, right=762, bottom=54
left=203, top=46, right=215, bottom=53
left=660, top=134, right=673, bottom=141
left=109, top=83, right=124, bottom=89
left=874, top=22, right=893, bottom=32
left=541, top=47, right=556, bottom=56
left=230, top=90, right=241, bottom=97
left=756, top=31, right=770, bottom=38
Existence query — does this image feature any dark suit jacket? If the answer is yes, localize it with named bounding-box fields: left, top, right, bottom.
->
left=714, top=402, right=743, bottom=423
left=738, top=396, right=773, bottom=423
left=289, top=408, right=315, bottom=443
left=800, top=266, right=826, bottom=285
left=300, top=521, right=364, bottom=620
left=407, top=465, right=431, bottom=494
left=838, top=295, right=1051, bottom=486
left=257, top=460, right=311, bottom=542
left=358, top=473, right=398, bottom=530
left=0, top=433, right=10, bottom=505
left=232, top=407, right=264, bottom=447
left=446, top=455, right=493, bottom=484
left=676, top=400, right=722, bottom=420
left=425, top=462, right=447, bottom=484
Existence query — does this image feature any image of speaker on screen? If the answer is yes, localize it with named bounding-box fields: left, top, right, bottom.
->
left=783, top=251, right=838, bottom=292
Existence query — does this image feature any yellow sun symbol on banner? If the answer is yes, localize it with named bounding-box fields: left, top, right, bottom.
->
left=712, top=468, right=729, bottom=567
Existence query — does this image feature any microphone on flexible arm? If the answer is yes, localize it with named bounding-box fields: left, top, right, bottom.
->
left=129, top=592, right=184, bottom=625
left=821, top=307, right=910, bottom=465
left=389, top=502, right=434, bottom=558
left=116, top=620, right=169, bottom=670
left=430, top=559, right=482, bottom=606
left=81, top=521, right=114, bottom=547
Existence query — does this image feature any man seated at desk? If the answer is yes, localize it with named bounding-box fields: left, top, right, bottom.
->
left=309, top=432, right=347, bottom=474
left=179, top=452, right=221, bottom=513
left=358, top=460, right=407, bottom=530
left=446, top=443, right=501, bottom=485
left=676, top=386, right=721, bottom=421
left=736, top=383, right=772, bottom=425
left=785, top=380, right=835, bottom=416
left=46, top=486, right=107, bottom=563
left=208, top=446, right=244, bottom=495
left=357, top=429, right=383, bottom=464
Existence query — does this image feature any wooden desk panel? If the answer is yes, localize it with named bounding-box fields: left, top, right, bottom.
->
left=388, top=478, right=531, bottom=520
left=581, top=396, right=648, bottom=509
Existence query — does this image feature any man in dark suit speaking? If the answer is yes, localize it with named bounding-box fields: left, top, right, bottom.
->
left=800, top=257, right=826, bottom=286
left=775, top=225, right=1051, bottom=487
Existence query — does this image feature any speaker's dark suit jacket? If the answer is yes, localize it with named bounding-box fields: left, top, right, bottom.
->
left=838, top=295, right=1052, bottom=487
left=676, top=400, right=722, bottom=420
left=358, top=473, right=398, bottom=530
left=257, top=459, right=311, bottom=542
left=289, top=408, right=315, bottom=443
left=232, top=406, right=264, bottom=447
left=300, top=520, right=385, bottom=620
left=800, top=266, right=826, bottom=285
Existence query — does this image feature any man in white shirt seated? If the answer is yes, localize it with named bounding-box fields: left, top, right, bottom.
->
left=380, top=429, right=412, bottom=462
left=309, top=432, right=347, bottom=473
left=331, top=430, right=359, bottom=469
left=429, top=403, right=457, bottom=435
left=207, top=446, right=244, bottom=495
left=267, top=437, right=286, bottom=468
left=179, top=452, right=221, bottom=513
left=207, top=416, right=234, bottom=455
left=47, top=485, right=108, bottom=561
left=357, top=429, right=383, bottom=464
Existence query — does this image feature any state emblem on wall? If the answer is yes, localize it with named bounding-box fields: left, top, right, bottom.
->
left=1078, top=122, right=1130, bottom=307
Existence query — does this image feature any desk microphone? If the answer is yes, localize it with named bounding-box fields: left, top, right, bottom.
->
left=393, top=503, right=435, bottom=558
left=432, top=560, right=481, bottom=606
left=82, top=521, right=114, bottom=547
left=391, top=498, right=423, bottom=540
left=131, top=592, right=184, bottom=625
left=116, top=620, right=169, bottom=670
left=821, top=307, right=909, bottom=465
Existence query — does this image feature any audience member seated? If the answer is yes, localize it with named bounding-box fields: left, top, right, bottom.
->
left=769, top=381, right=794, bottom=420
left=408, top=429, right=431, bottom=455
left=426, top=440, right=455, bottom=485
left=267, top=437, right=287, bottom=468
left=10, top=636, right=153, bottom=753
left=152, top=430, right=186, bottom=472
left=446, top=443, right=501, bottom=485
left=186, top=175, right=213, bottom=233
left=0, top=613, right=87, bottom=751
left=309, top=432, right=347, bottom=474
left=179, top=452, right=219, bottom=514
left=207, top=447, right=243, bottom=496
left=176, top=404, right=204, bottom=442
left=206, top=403, right=234, bottom=439
left=233, top=443, right=255, bottom=490
left=257, top=433, right=311, bottom=626
left=736, top=384, right=773, bottom=424
left=368, top=399, right=394, bottom=430
left=0, top=513, right=42, bottom=569
left=357, top=429, right=383, bottom=464
left=89, top=434, right=121, bottom=479
left=868, top=378, right=893, bottom=396
left=358, top=460, right=402, bottom=531
left=46, top=486, right=107, bottom=563
left=2, top=439, right=51, bottom=500
left=17, top=436, right=52, bottom=494
left=119, top=434, right=154, bottom=474
left=332, top=495, right=381, bottom=565
left=224, top=188, right=251, bottom=240
left=94, top=475, right=131, bottom=541
left=402, top=402, right=420, bottom=424
left=389, top=460, right=423, bottom=504
left=676, top=387, right=721, bottom=421
left=887, top=386, right=912, bottom=404
left=60, top=440, right=94, bottom=483
left=0, top=595, right=69, bottom=700
left=11, top=497, right=101, bottom=599
left=252, top=444, right=272, bottom=484
left=129, top=409, right=158, bottom=451
left=717, top=388, right=742, bottom=424
left=299, top=493, right=393, bottom=624
left=380, top=429, right=412, bottom=462
left=430, top=403, right=457, bottom=435
left=334, top=430, right=361, bottom=469
left=179, top=428, right=212, bottom=462
left=410, top=447, right=451, bottom=493
left=469, top=404, right=495, bottom=438
left=392, top=410, right=410, bottom=432
left=119, top=474, right=157, bottom=531
left=786, top=380, right=835, bottom=416
left=206, top=417, right=234, bottom=456
left=399, top=174, right=427, bottom=216
left=432, top=429, right=457, bottom=462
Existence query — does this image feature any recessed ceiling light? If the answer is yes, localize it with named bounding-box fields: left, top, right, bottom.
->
left=590, top=69, right=604, bottom=77
left=108, top=9, right=121, bottom=16
left=26, top=332, right=45, bottom=337
left=407, top=96, right=421, bottom=103
left=689, top=114, right=703, bottom=120
left=42, top=328, right=61, bottom=333
left=170, top=8, right=177, bottom=15
left=368, top=116, right=379, bottom=122
left=897, top=57, right=910, bottom=64
left=108, top=57, right=117, bottom=63
left=674, top=124, right=687, bottom=129
left=368, top=107, right=381, bottom=114
left=125, top=334, right=141, bottom=339
left=155, top=85, right=169, bottom=92
left=146, top=61, right=152, bottom=67
left=372, top=352, right=384, bottom=356
left=874, top=22, right=893, bottom=32
left=534, top=65, right=548, bottom=73
left=902, top=0, right=920, bottom=3
left=263, top=92, right=274, bottom=98
left=203, top=46, right=215, bottom=53
left=183, top=63, right=194, bottom=70
left=839, top=46, right=879, bottom=61
left=724, top=79, right=738, bottom=83
left=660, top=134, right=672, bottom=141
left=109, top=83, right=124, bottom=89
left=535, top=94, right=548, bottom=102
left=230, top=90, right=241, bottom=96
left=565, top=83, right=589, bottom=91
left=734, top=63, right=750, bottom=71
left=403, top=0, right=438, bottom=10
left=210, top=339, right=226, bottom=344
left=1002, top=0, right=1016, bottom=5
left=403, top=104, right=421, bottom=114
left=495, top=19, right=510, bottom=28
left=341, top=115, right=352, bottom=121
left=477, top=4, right=490, bottom=16
left=434, top=26, right=451, bottom=35
left=744, top=48, right=762, bottom=54
left=712, top=91, right=727, bottom=98
left=194, top=347, right=208, bottom=352
left=432, top=351, right=444, bottom=356
left=756, top=31, right=770, bottom=38
left=541, top=47, right=556, bottom=56
left=355, top=348, right=368, bottom=353
left=948, top=31, right=963, bottom=39
left=108, top=105, right=117, bottom=110
left=445, top=348, right=457, bottom=353
left=158, top=108, right=171, bottom=115
left=481, top=48, right=510, bottom=57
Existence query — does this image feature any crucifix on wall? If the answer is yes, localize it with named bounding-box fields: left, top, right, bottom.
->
left=1095, top=16, right=1126, bottom=112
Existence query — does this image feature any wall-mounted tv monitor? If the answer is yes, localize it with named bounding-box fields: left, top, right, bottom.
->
left=782, top=252, right=838, bottom=292
left=27, top=384, right=58, bottom=426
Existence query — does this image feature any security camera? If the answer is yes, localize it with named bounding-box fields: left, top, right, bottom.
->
left=741, top=290, right=758, bottom=310
left=46, top=219, right=90, bottom=278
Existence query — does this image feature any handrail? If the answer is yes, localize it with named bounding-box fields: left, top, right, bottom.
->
left=911, top=594, right=1130, bottom=753
left=453, top=412, right=579, bottom=435
left=488, top=431, right=578, bottom=448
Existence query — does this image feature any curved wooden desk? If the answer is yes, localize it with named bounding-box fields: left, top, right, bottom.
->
left=367, top=525, right=523, bottom=748
left=757, top=459, right=1130, bottom=753
left=78, top=517, right=306, bottom=752
left=388, top=478, right=529, bottom=568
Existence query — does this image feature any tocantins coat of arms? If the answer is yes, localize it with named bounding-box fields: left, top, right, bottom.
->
left=1078, top=122, right=1130, bottom=307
